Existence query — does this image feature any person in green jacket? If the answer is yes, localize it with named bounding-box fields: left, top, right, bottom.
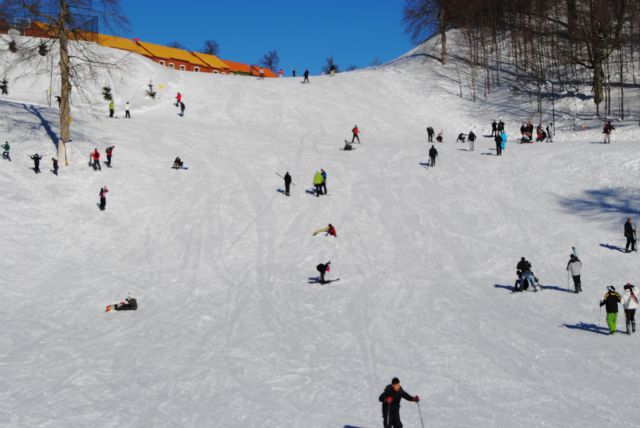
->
left=313, top=171, right=324, bottom=197
left=108, top=100, right=115, bottom=118
left=1, top=141, right=9, bottom=161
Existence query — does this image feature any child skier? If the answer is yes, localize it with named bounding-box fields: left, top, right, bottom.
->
left=378, top=378, right=419, bottom=428
left=99, top=186, right=108, bottom=211
left=600, top=286, right=621, bottom=335
left=622, top=283, right=638, bottom=334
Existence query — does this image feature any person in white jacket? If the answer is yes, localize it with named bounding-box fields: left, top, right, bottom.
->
left=566, top=254, right=582, bottom=293
left=622, top=283, right=639, bottom=334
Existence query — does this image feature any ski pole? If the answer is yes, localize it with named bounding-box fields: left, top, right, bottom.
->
left=417, top=401, right=425, bottom=428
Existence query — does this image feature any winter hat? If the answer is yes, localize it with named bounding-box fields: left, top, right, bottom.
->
left=607, top=286, right=616, bottom=292
left=391, top=377, right=400, bottom=385
left=624, top=283, right=633, bottom=290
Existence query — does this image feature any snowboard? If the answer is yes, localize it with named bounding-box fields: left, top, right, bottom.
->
left=171, top=165, right=188, bottom=170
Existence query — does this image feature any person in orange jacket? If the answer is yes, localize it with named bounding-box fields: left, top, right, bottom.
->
left=91, top=148, right=101, bottom=171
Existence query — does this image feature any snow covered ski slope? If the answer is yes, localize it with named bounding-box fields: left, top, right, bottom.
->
left=2, top=35, right=640, bottom=427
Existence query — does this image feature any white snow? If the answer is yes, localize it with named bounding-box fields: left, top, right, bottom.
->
left=1, top=34, right=640, bottom=428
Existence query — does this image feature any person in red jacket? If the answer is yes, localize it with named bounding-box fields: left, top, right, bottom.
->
left=175, top=92, right=182, bottom=106
left=351, top=125, right=361, bottom=144
left=91, top=148, right=101, bottom=171
left=379, top=377, right=419, bottom=428
left=326, top=224, right=337, bottom=237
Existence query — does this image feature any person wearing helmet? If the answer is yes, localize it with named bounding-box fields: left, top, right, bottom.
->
left=622, top=283, right=638, bottom=334
left=600, top=286, right=622, bottom=335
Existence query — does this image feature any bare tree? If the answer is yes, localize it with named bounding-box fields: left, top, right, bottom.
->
left=369, top=57, right=383, bottom=67
left=167, top=40, right=186, bottom=49
left=403, top=0, right=450, bottom=64
left=202, top=39, right=219, bottom=56
left=8, top=0, right=128, bottom=165
left=321, top=56, right=339, bottom=74
left=259, top=50, right=279, bottom=71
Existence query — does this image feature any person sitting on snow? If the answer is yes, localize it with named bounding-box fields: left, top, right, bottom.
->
left=456, top=133, right=467, bottom=143
left=435, top=132, right=443, bottom=143
left=173, top=157, right=183, bottom=168
left=514, top=257, right=540, bottom=292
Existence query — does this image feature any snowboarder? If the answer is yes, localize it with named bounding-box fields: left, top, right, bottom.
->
left=179, top=102, right=186, bottom=117
left=426, top=126, right=434, bottom=142
left=108, top=100, right=115, bottom=118
left=313, top=171, right=324, bottom=196
left=175, top=92, right=182, bottom=106
left=91, top=148, right=101, bottom=171
left=106, top=296, right=137, bottom=312
left=316, top=261, right=331, bottom=283
left=320, top=169, right=328, bottom=195
left=173, top=157, right=184, bottom=169
left=428, top=145, right=438, bottom=167
left=600, top=286, right=621, bottom=335
left=494, top=133, right=502, bottom=156
left=125, top=101, right=131, bottom=118
left=624, top=217, right=636, bottom=253
left=99, top=186, right=108, bottom=211
left=491, top=120, right=497, bottom=136
left=351, top=125, right=360, bottom=144
left=105, top=146, right=114, bottom=167
left=497, top=119, right=505, bottom=132
left=514, top=257, right=540, bottom=292
left=468, top=130, right=476, bottom=151
left=30, top=153, right=42, bottom=173
left=51, top=157, right=58, bottom=175
left=2, top=141, right=10, bottom=161
left=603, top=120, right=615, bottom=144
left=303, top=69, right=310, bottom=83
left=435, top=131, right=443, bottom=143
left=622, top=283, right=638, bottom=334
left=379, top=377, right=419, bottom=428
left=284, top=171, right=292, bottom=196
left=566, top=254, right=582, bottom=293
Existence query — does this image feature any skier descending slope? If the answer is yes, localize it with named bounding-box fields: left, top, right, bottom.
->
left=622, top=283, right=638, bottom=334
left=600, top=286, right=621, bottom=335
left=378, top=377, right=419, bottom=428
left=283, top=172, right=292, bottom=196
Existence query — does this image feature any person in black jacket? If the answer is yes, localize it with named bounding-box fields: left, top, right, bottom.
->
left=624, top=217, right=636, bottom=253
left=303, top=69, right=310, bottom=84
left=514, top=257, right=539, bottom=292
left=378, top=377, right=419, bottom=428
left=428, top=145, right=438, bottom=167
left=491, top=120, right=497, bottom=136
left=284, top=172, right=292, bottom=196
left=494, top=133, right=502, bottom=156
left=426, top=126, right=434, bottom=142
left=468, top=130, right=476, bottom=151
left=51, top=157, right=58, bottom=175
left=600, top=286, right=622, bottom=335
left=30, top=153, right=43, bottom=173
left=114, top=297, right=137, bottom=311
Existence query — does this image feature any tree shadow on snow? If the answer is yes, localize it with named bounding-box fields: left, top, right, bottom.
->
left=562, top=322, right=610, bottom=335
left=557, top=188, right=640, bottom=223
left=23, top=104, right=59, bottom=149
left=600, top=243, right=626, bottom=253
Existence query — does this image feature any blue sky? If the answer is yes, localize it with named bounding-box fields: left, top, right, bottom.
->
left=119, top=1, right=415, bottom=75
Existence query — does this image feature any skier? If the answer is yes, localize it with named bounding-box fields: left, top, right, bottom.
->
left=624, top=217, right=636, bottom=253
left=426, top=126, right=434, bottom=142
left=99, top=186, right=108, bottom=211
left=566, top=254, right=582, bottom=293
left=378, top=377, right=419, bottom=428
left=108, top=100, right=115, bottom=118
left=428, top=145, right=438, bottom=167
left=51, top=157, right=58, bottom=175
left=173, top=157, right=184, bottom=169
left=106, top=296, right=138, bottom=312
left=622, top=283, right=638, bottom=334
left=303, top=69, right=310, bottom=84
left=600, top=286, right=621, bottom=335
left=316, top=261, right=331, bottom=283
left=435, top=131, right=443, bottom=143
left=313, top=171, right=324, bottom=196
left=2, top=141, right=10, bottom=161
left=30, top=153, right=42, bottom=173
left=105, top=146, right=114, bottom=167
left=494, top=133, right=502, bottom=156
left=514, top=257, right=540, bottom=292
left=351, top=125, right=360, bottom=144
left=320, top=169, right=328, bottom=195
left=125, top=101, right=131, bottom=119
left=468, top=130, right=476, bottom=151
left=491, top=120, right=497, bottom=136
left=175, top=92, right=182, bottom=106
left=284, top=171, right=292, bottom=196
left=91, top=148, right=101, bottom=171
left=179, top=102, right=186, bottom=117
left=603, top=120, right=615, bottom=144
